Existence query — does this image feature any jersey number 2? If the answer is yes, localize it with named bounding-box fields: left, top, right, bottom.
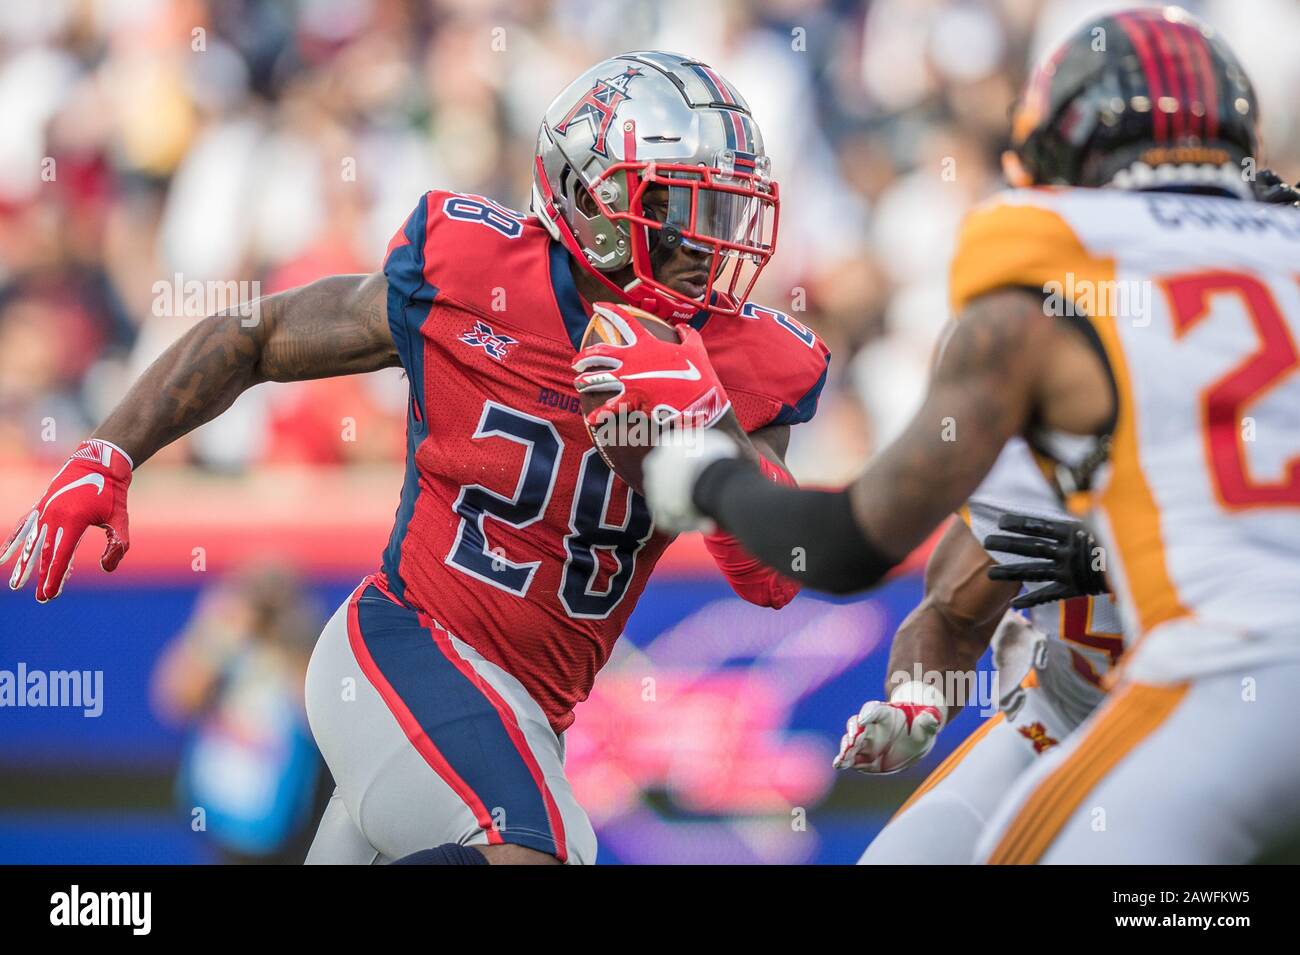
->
left=1163, top=270, right=1300, bottom=508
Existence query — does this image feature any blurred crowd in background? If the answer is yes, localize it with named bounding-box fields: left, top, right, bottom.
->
left=2, top=0, right=1298, bottom=483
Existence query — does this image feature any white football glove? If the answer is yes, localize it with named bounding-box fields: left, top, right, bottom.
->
left=833, top=681, right=948, bottom=775
left=990, top=610, right=1048, bottom=720
left=642, top=427, right=740, bottom=535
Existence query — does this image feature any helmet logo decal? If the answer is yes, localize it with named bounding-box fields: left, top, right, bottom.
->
left=553, top=66, right=642, bottom=157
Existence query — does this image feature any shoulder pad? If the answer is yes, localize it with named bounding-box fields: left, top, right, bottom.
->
left=949, top=189, right=1099, bottom=315
left=703, top=301, right=831, bottom=430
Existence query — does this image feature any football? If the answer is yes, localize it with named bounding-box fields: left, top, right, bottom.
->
left=579, top=305, right=681, bottom=491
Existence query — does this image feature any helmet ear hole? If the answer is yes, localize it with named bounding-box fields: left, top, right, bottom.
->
left=574, top=185, right=600, bottom=218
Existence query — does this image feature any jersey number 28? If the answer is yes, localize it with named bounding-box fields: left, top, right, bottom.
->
left=445, top=401, right=654, bottom=619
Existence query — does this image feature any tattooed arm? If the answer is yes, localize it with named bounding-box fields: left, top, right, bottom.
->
left=3, top=272, right=398, bottom=600
left=95, top=272, right=397, bottom=466
left=666, top=289, right=1069, bottom=593
left=844, top=288, right=1051, bottom=559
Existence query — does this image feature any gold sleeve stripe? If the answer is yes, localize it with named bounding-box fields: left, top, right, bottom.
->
left=949, top=199, right=1092, bottom=316
left=1091, top=295, right=1194, bottom=635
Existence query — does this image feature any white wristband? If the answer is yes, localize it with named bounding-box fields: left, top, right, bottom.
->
left=890, top=680, right=948, bottom=726
left=95, top=439, right=135, bottom=471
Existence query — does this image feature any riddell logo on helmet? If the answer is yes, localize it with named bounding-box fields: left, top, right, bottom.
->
left=553, top=66, right=642, bottom=157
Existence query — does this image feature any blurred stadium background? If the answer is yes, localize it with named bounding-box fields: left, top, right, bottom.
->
left=1, top=0, right=1297, bottom=864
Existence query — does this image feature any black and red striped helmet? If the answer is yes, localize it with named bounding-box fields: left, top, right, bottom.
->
left=1006, top=6, right=1259, bottom=193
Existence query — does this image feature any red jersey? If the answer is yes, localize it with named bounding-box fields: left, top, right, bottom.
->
left=379, top=190, right=830, bottom=731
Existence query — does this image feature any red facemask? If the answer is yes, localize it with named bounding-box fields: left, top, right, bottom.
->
left=537, top=122, right=779, bottom=322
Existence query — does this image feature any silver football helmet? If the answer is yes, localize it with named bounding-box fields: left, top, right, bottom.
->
left=532, top=51, right=778, bottom=321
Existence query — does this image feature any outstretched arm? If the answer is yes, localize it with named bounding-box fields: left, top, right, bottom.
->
left=97, top=271, right=397, bottom=466
left=884, top=517, right=1017, bottom=704
left=702, top=421, right=802, bottom=608
left=4, top=272, right=397, bottom=600
left=645, top=288, right=1058, bottom=593
left=834, top=517, right=1019, bottom=773
left=842, top=290, right=1046, bottom=560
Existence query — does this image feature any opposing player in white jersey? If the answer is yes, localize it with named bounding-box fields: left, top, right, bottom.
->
left=645, top=6, right=1300, bottom=863
left=841, top=439, right=1124, bottom=864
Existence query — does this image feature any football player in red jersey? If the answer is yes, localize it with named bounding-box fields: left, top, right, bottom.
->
left=3, top=52, right=830, bottom=864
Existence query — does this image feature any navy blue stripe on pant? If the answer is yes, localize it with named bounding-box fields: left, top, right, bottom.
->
left=352, top=586, right=560, bottom=856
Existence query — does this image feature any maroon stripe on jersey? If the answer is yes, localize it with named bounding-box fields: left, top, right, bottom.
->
left=1118, top=12, right=1168, bottom=142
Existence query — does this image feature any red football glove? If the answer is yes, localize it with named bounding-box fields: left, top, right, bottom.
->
left=3, top=438, right=133, bottom=602
left=573, top=302, right=730, bottom=430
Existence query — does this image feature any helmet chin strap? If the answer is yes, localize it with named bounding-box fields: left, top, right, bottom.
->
left=623, top=223, right=702, bottom=322
left=618, top=275, right=700, bottom=323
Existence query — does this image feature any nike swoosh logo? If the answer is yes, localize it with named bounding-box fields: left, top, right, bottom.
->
left=622, top=360, right=702, bottom=382
left=46, top=473, right=105, bottom=509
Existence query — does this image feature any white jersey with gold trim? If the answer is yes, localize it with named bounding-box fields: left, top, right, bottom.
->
left=951, top=187, right=1300, bottom=681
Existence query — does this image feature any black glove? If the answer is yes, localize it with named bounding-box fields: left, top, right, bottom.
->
left=983, top=513, right=1108, bottom=610
left=1253, top=168, right=1300, bottom=207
